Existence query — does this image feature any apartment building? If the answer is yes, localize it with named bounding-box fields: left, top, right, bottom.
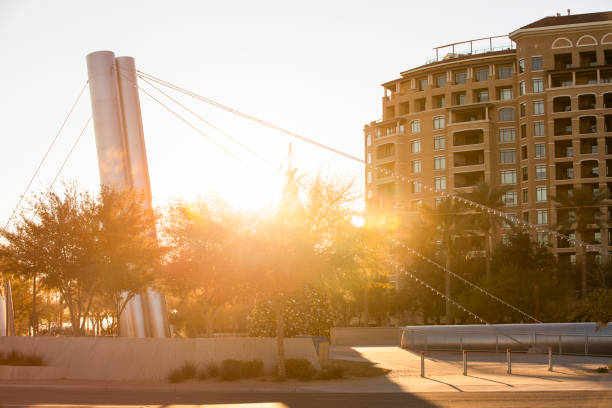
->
left=364, top=11, right=612, bottom=262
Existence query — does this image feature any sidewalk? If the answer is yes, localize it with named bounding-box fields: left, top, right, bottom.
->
left=1, top=346, right=610, bottom=393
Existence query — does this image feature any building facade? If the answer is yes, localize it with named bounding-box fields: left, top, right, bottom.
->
left=364, top=12, right=612, bottom=262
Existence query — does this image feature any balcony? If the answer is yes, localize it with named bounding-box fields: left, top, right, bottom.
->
left=581, top=160, right=599, bottom=178
left=608, top=160, right=612, bottom=177
left=555, top=140, right=573, bottom=158
left=554, top=53, right=573, bottom=69
left=579, top=116, right=597, bottom=134
left=580, top=138, right=598, bottom=155
left=453, top=129, right=483, bottom=146
left=377, top=162, right=395, bottom=179
left=602, top=70, right=612, bottom=84
left=432, top=95, right=446, bottom=109
left=551, top=73, right=573, bottom=88
left=607, top=138, right=612, bottom=154
left=579, top=51, right=597, bottom=67
left=556, top=162, right=574, bottom=180
left=605, top=93, right=612, bottom=109
left=553, top=96, right=571, bottom=112
left=376, top=143, right=395, bottom=159
left=606, top=115, right=612, bottom=133
left=554, top=118, right=572, bottom=136
left=454, top=150, right=484, bottom=167
left=454, top=170, right=484, bottom=188
left=576, top=71, right=597, bottom=86
left=578, top=94, right=596, bottom=110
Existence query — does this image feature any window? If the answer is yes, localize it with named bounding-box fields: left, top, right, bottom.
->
left=412, top=180, right=422, bottom=193
left=502, top=191, right=518, bottom=206
left=411, top=139, right=421, bottom=153
left=367, top=190, right=373, bottom=199
left=367, top=152, right=372, bottom=164
left=520, top=81, right=526, bottom=96
left=519, top=59, right=525, bottom=73
left=520, top=103, right=526, bottom=117
left=367, top=171, right=372, bottom=184
left=536, top=186, right=547, bottom=202
left=537, top=209, right=548, bottom=225
left=523, top=188, right=528, bottom=203
left=501, top=169, right=517, bottom=184
left=535, top=164, right=546, bottom=180
left=499, top=108, right=515, bottom=121
left=475, top=69, right=489, bottom=82
left=498, top=66, right=512, bottom=79
left=500, top=88, right=513, bottom=100
left=521, top=145, right=527, bottom=160
left=418, top=78, right=428, bottom=91
left=434, top=197, right=443, bottom=208
left=436, top=75, right=446, bottom=88
left=476, top=89, right=489, bottom=102
left=534, top=100, right=544, bottom=115
left=412, top=159, right=422, bottom=173
left=434, top=156, right=446, bottom=170
left=533, top=78, right=544, bottom=93
left=411, top=120, right=420, bottom=133
left=521, top=123, right=527, bottom=139
left=455, top=71, right=467, bottom=84
left=522, top=166, right=528, bottom=181
left=523, top=211, right=529, bottom=222
left=535, top=143, right=545, bottom=158
left=433, top=116, right=445, bottom=130
left=434, top=135, right=445, bottom=150
left=500, top=149, right=516, bottom=164
left=537, top=232, right=549, bottom=246
left=434, top=176, right=447, bottom=191
left=499, top=128, right=515, bottom=143
left=366, top=134, right=371, bottom=147
left=534, top=121, right=545, bottom=137
left=532, top=56, right=543, bottom=71
left=456, top=92, right=467, bottom=105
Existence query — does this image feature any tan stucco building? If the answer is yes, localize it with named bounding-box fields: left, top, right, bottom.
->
left=364, top=11, right=612, bottom=262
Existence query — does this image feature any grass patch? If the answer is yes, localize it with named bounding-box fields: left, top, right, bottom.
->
left=0, top=351, right=44, bottom=366
left=326, top=359, right=390, bottom=378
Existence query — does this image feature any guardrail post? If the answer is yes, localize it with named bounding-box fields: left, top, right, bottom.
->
left=463, top=350, right=468, bottom=376
left=421, top=351, right=425, bottom=377
left=548, top=346, right=553, bottom=372
left=507, top=348, right=512, bottom=374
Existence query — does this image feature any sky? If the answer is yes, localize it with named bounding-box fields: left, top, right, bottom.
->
left=0, top=0, right=609, bottom=226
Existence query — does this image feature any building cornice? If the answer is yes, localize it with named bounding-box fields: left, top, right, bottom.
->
left=509, top=20, right=612, bottom=40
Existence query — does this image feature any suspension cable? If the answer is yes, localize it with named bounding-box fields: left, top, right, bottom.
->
left=3, top=80, right=89, bottom=229
left=135, top=70, right=605, bottom=256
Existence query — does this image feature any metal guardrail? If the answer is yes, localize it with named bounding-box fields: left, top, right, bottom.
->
left=401, top=328, right=612, bottom=357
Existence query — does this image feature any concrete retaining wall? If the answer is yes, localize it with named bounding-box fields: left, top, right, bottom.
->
left=330, top=327, right=402, bottom=346
left=0, top=336, right=319, bottom=381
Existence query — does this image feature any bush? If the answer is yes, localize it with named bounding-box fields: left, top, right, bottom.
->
left=318, top=365, right=343, bottom=380
left=168, top=362, right=197, bottom=383
left=0, top=351, right=44, bottom=366
left=220, top=359, right=242, bottom=381
left=206, top=363, right=220, bottom=377
left=196, top=369, right=208, bottom=381
left=240, top=360, right=264, bottom=378
left=285, top=359, right=315, bottom=380
left=596, top=366, right=609, bottom=373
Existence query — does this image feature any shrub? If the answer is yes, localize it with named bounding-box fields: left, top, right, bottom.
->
left=596, top=366, right=609, bottom=373
left=240, top=360, right=264, bottom=378
left=0, top=351, right=44, bottom=366
left=168, top=362, right=197, bottom=383
left=196, top=369, right=208, bottom=381
left=318, top=365, right=343, bottom=380
left=206, top=363, right=220, bottom=377
left=220, top=359, right=242, bottom=381
left=285, top=359, right=315, bottom=380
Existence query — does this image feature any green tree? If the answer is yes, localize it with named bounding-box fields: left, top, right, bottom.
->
left=552, top=186, right=608, bottom=298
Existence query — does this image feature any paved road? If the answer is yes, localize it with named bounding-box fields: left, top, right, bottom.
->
left=1, top=387, right=612, bottom=408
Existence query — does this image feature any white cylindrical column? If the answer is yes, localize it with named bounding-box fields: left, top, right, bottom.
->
left=86, top=51, right=131, bottom=188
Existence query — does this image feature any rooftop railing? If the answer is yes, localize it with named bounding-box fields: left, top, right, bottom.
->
left=425, top=35, right=516, bottom=64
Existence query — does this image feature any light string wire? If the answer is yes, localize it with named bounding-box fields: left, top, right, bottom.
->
left=3, top=80, right=89, bottom=230
left=135, top=70, right=608, bottom=257
left=398, top=242, right=542, bottom=323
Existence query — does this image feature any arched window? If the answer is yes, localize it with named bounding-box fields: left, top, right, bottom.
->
left=499, top=108, right=515, bottom=121
left=577, top=35, right=597, bottom=47
left=552, top=37, right=572, bottom=49
left=602, top=33, right=612, bottom=44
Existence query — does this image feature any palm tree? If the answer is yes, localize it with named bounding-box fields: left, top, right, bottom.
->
left=461, top=182, right=510, bottom=283
left=552, top=185, right=608, bottom=298
left=423, top=197, right=470, bottom=323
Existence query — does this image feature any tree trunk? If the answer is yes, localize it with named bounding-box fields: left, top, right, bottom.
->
left=274, top=300, right=286, bottom=379
left=445, top=240, right=452, bottom=323
left=485, top=214, right=493, bottom=282
left=31, top=274, right=38, bottom=336
left=578, top=241, right=588, bottom=299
